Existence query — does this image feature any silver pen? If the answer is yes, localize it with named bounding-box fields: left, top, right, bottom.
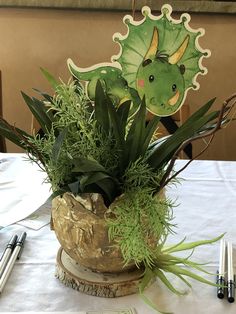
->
left=217, top=238, right=226, bottom=299
left=0, top=235, right=18, bottom=278
left=227, top=241, right=235, bottom=303
left=0, top=232, right=27, bottom=294
left=87, top=309, right=136, bottom=314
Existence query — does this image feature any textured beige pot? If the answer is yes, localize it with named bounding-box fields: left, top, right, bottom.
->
left=51, top=192, right=136, bottom=273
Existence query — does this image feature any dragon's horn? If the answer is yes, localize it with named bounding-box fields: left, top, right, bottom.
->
left=144, top=27, right=159, bottom=60
left=169, top=35, right=190, bottom=64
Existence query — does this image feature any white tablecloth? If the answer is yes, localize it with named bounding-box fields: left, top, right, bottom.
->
left=0, top=154, right=236, bottom=313
left=0, top=153, right=51, bottom=227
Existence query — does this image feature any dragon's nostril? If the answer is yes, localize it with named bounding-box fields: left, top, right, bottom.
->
left=150, top=97, right=156, bottom=105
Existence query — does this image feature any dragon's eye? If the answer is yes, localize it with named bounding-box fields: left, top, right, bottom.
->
left=172, top=84, right=177, bottom=92
left=149, top=75, right=155, bottom=82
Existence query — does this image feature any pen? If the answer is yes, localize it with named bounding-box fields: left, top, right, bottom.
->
left=0, top=232, right=27, bottom=294
left=217, top=238, right=226, bottom=299
left=0, top=235, right=18, bottom=278
left=87, top=309, right=136, bottom=314
left=227, top=241, right=235, bottom=303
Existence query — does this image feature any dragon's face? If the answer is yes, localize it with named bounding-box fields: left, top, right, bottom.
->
left=136, top=59, right=185, bottom=116
left=134, top=26, right=189, bottom=116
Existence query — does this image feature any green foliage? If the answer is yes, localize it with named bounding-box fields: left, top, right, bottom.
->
left=25, top=79, right=122, bottom=200
left=108, top=186, right=174, bottom=268
left=0, top=74, right=223, bottom=202
left=0, top=69, right=229, bottom=313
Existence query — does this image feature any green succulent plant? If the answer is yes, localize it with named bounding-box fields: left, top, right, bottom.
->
left=0, top=68, right=235, bottom=313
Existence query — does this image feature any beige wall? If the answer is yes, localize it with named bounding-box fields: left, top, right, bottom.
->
left=0, top=8, right=235, bottom=160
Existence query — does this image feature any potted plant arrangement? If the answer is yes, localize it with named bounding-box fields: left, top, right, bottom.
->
left=0, top=4, right=235, bottom=312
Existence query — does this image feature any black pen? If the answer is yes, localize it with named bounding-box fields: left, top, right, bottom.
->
left=0, top=235, right=18, bottom=278
left=227, top=241, right=235, bottom=303
left=0, top=232, right=27, bottom=294
left=217, top=239, right=226, bottom=299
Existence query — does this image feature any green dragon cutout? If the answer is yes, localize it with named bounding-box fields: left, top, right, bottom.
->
left=68, top=4, right=210, bottom=116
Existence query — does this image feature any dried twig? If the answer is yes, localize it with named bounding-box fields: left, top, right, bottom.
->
left=132, top=0, right=136, bottom=20
left=159, top=93, right=236, bottom=189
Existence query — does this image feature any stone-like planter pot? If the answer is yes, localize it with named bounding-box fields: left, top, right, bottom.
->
left=52, top=192, right=147, bottom=297
left=51, top=192, right=136, bottom=273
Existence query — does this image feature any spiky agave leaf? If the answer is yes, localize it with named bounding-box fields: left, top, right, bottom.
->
left=93, top=82, right=161, bottom=178
left=40, top=67, right=60, bottom=91
left=0, top=117, right=31, bottom=149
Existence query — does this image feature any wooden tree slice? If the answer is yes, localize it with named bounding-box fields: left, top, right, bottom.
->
left=55, top=247, right=145, bottom=298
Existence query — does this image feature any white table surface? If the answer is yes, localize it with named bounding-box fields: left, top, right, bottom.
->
left=0, top=154, right=236, bottom=313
